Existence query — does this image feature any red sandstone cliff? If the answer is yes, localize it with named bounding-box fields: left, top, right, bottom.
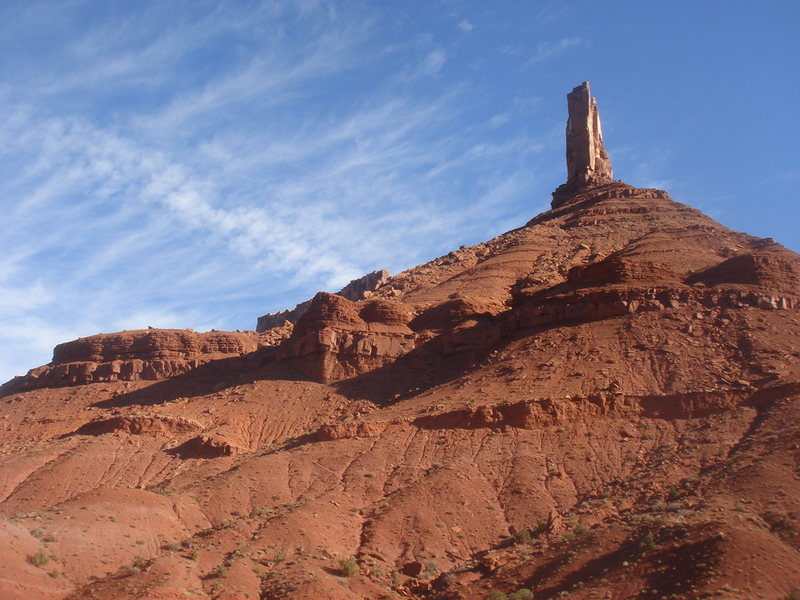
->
left=1, top=84, right=798, bottom=600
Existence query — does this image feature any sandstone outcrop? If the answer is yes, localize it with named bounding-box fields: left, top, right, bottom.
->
left=3, top=329, right=262, bottom=392
left=552, top=81, right=615, bottom=208
left=267, top=179, right=800, bottom=385
left=279, top=292, right=415, bottom=383
left=256, top=269, right=391, bottom=332
left=565, top=81, right=613, bottom=185
left=186, top=433, right=248, bottom=457
left=76, top=414, right=202, bottom=436
left=337, top=269, right=391, bottom=301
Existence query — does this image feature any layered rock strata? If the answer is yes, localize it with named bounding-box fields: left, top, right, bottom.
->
left=278, top=292, right=416, bottom=383
left=256, top=269, right=391, bottom=332
left=5, top=329, right=262, bottom=391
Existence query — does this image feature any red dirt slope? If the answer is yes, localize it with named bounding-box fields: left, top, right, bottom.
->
left=1, top=178, right=798, bottom=600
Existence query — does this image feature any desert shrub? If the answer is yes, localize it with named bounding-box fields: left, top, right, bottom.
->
left=667, top=486, right=681, bottom=501
left=213, top=563, right=230, bottom=577
left=532, top=519, right=548, bottom=534
left=514, top=529, right=533, bottom=545
left=639, top=532, right=656, bottom=550
left=509, top=590, right=534, bottom=600
left=339, top=556, right=358, bottom=577
left=30, top=528, right=44, bottom=538
left=27, top=550, right=49, bottom=567
left=485, top=591, right=508, bottom=600
left=785, top=591, right=800, bottom=600
left=48, top=569, right=60, bottom=578
left=132, top=555, right=147, bottom=569
left=423, top=561, right=439, bottom=578
left=573, top=523, right=588, bottom=535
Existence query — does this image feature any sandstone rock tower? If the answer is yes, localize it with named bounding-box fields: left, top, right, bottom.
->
left=565, top=81, right=613, bottom=185
left=552, top=81, right=614, bottom=207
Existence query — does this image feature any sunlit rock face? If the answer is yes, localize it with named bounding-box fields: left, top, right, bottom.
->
left=553, top=81, right=615, bottom=208
left=565, top=81, right=613, bottom=185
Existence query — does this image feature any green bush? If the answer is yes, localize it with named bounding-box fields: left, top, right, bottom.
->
left=509, top=589, right=534, bottom=600
left=486, top=591, right=508, bottom=600
left=514, top=529, right=533, bottom=545
left=667, top=486, right=681, bottom=501
left=339, top=556, right=358, bottom=577
left=639, top=532, right=656, bottom=550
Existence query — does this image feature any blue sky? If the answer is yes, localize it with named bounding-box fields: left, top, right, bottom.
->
left=1, top=0, right=798, bottom=383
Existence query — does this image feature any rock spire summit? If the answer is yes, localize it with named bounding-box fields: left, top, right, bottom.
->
left=551, top=81, right=616, bottom=208
left=565, top=81, right=613, bottom=186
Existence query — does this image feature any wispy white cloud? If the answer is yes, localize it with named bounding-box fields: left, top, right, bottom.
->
left=489, top=113, right=511, bottom=128
left=0, top=1, right=555, bottom=383
left=524, top=37, right=582, bottom=66
left=422, top=49, right=447, bottom=75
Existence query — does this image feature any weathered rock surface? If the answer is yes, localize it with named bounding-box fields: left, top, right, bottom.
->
left=256, top=269, right=391, bottom=332
left=75, top=414, right=202, bottom=436
left=551, top=82, right=614, bottom=208
left=565, top=81, right=613, bottom=186
left=337, top=269, right=391, bottom=301
left=1, top=329, right=264, bottom=393
left=279, top=292, right=416, bottom=383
